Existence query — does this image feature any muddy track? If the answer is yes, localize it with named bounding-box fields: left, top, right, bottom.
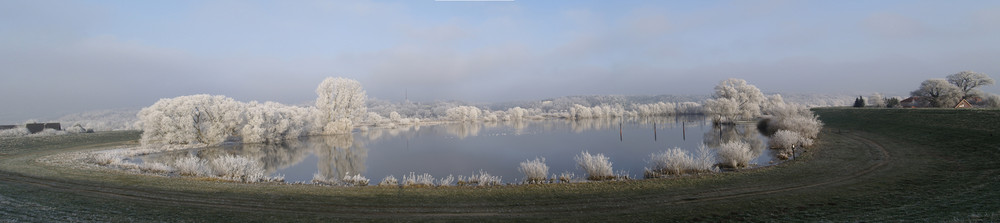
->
left=0, top=130, right=895, bottom=220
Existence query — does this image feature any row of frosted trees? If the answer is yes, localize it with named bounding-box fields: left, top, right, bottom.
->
left=139, top=77, right=368, bottom=145
left=137, top=77, right=823, bottom=164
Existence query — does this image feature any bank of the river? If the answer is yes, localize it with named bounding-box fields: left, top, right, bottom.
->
left=1, top=108, right=997, bottom=221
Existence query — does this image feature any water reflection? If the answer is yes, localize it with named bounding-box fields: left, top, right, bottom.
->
left=443, top=122, right=481, bottom=139
left=312, top=134, right=367, bottom=184
left=137, top=115, right=776, bottom=184
left=142, top=133, right=368, bottom=184
left=703, top=124, right=768, bottom=161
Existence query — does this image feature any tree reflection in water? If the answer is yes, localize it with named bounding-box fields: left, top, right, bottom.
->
left=703, top=124, right=766, bottom=161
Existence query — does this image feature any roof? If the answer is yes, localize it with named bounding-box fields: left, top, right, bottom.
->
left=955, top=99, right=973, bottom=108
left=900, top=96, right=920, bottom=103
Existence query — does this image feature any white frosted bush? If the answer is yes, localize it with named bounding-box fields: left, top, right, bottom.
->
left=518, top=157, right=549, bottom=184
left=764, top=101, right=824, bottom=140
left=645, top=148, right=695, bottom=177
left=436, top=174, right=455, bottom=186
left=0, top=128, right=30, bottom=138
left=210, top=154, right=266, bottom=183
left=173, top=155, right=210, bottom=176
left=557, top=172, right=575, bottom=183
left=402, top=172, right=435, bottom=187
left=575, top=151, right=614, bottom=181
left=378, top=175, right=398, bottom=186
left=312, top=173, right=335, bottom=185
left=693, top=145, right=718, bottom=172
left=459, top=170, right=502, bottom=186
left=342, top=172, right=370, bottom=186
left=769, top=130, right=814, bottom=150
left=717, top=141, right=755, bottom=168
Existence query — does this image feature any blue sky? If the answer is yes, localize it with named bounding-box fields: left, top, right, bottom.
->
left=2, top=0, right=999, bottom=123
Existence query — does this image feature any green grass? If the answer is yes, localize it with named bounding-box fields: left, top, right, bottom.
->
left=1, top=108, right=998, bottom=221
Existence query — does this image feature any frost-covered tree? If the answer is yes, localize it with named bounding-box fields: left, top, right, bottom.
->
left=446, top=106, right=482, bottom=122
left=703, top=98, right=740, bottom=122
left=947, top=71, right=995, bottom=99
left=986, top=94, right=1000, bottom=108
left=138, top=94, right=246, bottom=145
left=676, top=102, right=704, bottom=114
left=316, top=77, right=367, bottom=134
left=506, top=107, right=528, bottom=120
left=633, top=102, right=677, bottom=117
left=869, top=93, right=886, bottom=108
left=763, top=102, right=823, bottom=139
left=911, top=79, right=963, bottom=108
left=705, top=79, right=766, bottom=122
left=240, top=101, right=314, bottom=144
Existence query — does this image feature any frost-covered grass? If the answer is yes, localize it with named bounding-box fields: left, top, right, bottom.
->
left=575, top=151, right=615, bottom=181
left=518, top=157, right=548, bottom=184
left=716, top=141, right=755, bottom=168
left=91, top=152, right=122, bottom=166
left=644, top=145, right=718, bottom=178
left=138, top=162, right=173, bottom=174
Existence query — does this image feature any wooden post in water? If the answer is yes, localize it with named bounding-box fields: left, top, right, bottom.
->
left=654, top=123, right=657, bottom=141
left=619, top=122, right=623, bottom=142
left=682, top=122, right=686, bottom=141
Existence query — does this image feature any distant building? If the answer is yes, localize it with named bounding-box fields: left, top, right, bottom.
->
left=900, top=97, right=982, bottom=109
left=900, top=97, right=929, bottom=108
left=44, top=123, right=61, bottom=131
left=955, top=99, right=973, bottom=108
left=26, top=123, right=45, bottom=133
left=0, top=125, right=15, bottom=130
left=25, top=123, right=61, bottom=134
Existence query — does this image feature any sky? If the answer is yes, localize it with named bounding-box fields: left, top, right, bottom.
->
left=2, top=0, right=999, bottom=123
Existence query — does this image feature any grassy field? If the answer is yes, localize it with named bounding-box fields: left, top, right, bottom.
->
left=1, top=108, right=998, bottom=221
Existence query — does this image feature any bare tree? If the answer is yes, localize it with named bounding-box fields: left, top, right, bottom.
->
left=911, top=79, right=963, bottom=107
left=947, top=71, right=995, bottom=99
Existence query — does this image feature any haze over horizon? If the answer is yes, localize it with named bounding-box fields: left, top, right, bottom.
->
left=2, top=0, right=999, bottom=124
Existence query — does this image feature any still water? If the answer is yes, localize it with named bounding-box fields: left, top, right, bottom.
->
left=140, top=116, right=777, bottom=184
